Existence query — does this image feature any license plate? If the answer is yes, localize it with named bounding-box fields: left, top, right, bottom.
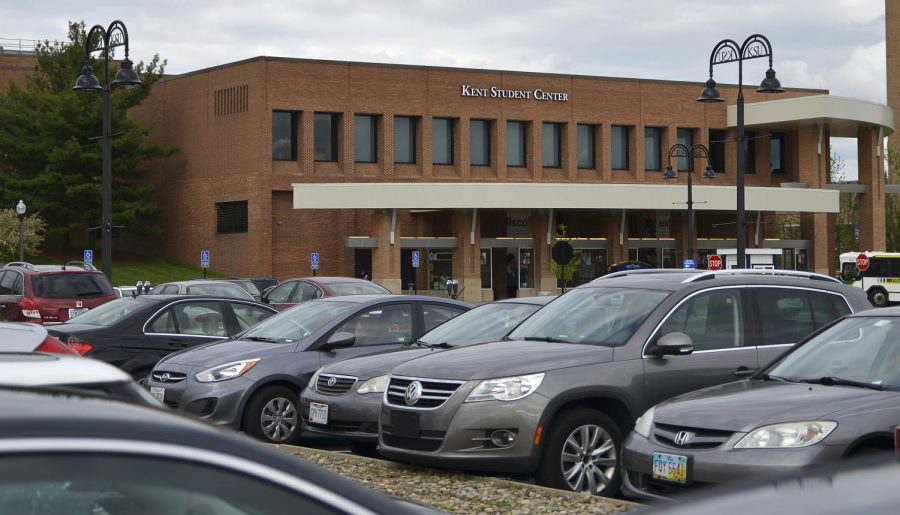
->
left=149, top=387, right=165, bottom=403
left=652, top=452, right=689, bottom=484
left=309, top=402, right=329, bottom=425
left=68, top=308, right=88, bottom=319
left=391, top=410, right=420, bottom=438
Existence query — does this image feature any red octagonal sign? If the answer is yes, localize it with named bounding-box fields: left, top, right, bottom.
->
left=856, top=253, right=870, bottom=272
left=708, top=254, right=723, bottom=271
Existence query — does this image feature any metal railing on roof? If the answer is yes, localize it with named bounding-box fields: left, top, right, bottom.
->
left=0, top=38, right=43, bottom=55
left=682, top=269, right=840, bottom=284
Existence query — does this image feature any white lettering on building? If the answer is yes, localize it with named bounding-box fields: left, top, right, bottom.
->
left=460, top=84, right=568, bottom=102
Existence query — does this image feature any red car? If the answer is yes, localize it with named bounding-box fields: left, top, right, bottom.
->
left=261, top=276, right=391, bottom=311
left=0, top=262, right=117, bottom=324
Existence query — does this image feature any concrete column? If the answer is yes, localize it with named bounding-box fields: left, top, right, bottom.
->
left=530, top=213, right=557, bottom=294
left=858, top=127, right=887, bottom=251
left=450, top=211, right=482, bottom=304
left=371, top=211, right=402, bottom=293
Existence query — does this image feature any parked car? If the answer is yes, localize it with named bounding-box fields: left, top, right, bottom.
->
left=377, top=269, right=872, bottom=496
left=621, top=307, right=900, bottom=501
left=0, top=321, right=77, bottom=355
left=301, top=296, right=554, bottom=453
left=0, top=261, right=116, bottom=323
left=261, top=276, right=391, bottom=310
left=220, top=278, right=263, bottom=301
left=46, top=295, right=277, bottom=382
left=113, top=285, right=139, bottom=298
left=0, top=388, right=426, bottom=515
left=147, top=294, right=472, bottom=444
left=235, top=276, right=278, bottom=295
left=148, top=279, right=256, bottom=301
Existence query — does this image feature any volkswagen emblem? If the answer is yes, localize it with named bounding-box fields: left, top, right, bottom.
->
left=673, top=430, right=695, bottom=446
left=160, top=373, right=170, bottom=383
left=404, top=380, right=423, bottom=406
left=327, top=376, right=337, bottom=387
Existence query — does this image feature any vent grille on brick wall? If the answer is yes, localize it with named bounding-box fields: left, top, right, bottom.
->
left=216, top=201, right=248, bottom=234
left=215, top=85, right=248, bottom=116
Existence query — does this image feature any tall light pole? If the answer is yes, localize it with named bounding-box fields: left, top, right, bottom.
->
left=663, top=144, right=716, bottom=263
left=73, top=21, right=142, bottom=280
left=15, top=200, right=26, bottom=262
left=697, top=35, right=783, bottom=268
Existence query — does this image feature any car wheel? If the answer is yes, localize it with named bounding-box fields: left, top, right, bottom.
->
left=868, top=289, right=889, bottom=307
left=535, top=409, right=621, bottom=497
left=244, top=386, right=300, bottom=444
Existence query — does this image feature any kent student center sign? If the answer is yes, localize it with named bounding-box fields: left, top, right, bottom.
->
left=460, top=84, right=569, bottom=102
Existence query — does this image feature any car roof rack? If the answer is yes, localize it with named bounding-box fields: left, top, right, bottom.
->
left=597, top=269, right=701, bottom=281
left=64, top=260, right=98, bottom=271
left=682, top=269, right=841, bottom=284
left=3, top=261, right=35, bottom=271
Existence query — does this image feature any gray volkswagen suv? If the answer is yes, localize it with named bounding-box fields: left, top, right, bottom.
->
left=377, top=270, right=872, bottom=497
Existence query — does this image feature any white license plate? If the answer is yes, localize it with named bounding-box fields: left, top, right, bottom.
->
left=651, top=451, right=688, bottom=484
left=149, top=387, right=165, bottom=403
left=68, top=308, right=88, bottom=319
left=309, top=402, right=329, bottom=425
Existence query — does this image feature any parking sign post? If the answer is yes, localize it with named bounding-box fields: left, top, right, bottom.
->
left=200, top=250, right=210, bottom=279
left=311, top=252, right=320, bottom=277
left=83, top=249, right=94, bottom=267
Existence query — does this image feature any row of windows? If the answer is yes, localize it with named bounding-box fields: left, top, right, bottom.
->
left=273, top=111, right=786, bottom=174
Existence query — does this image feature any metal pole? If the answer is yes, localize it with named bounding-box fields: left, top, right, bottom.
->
left=736, top=63, right=746, bottom=270
left=687, top=168, right=694, bottom=262
left=101, top=51, right=113, bottom=280
left=18, top=215, right=24, bottom=261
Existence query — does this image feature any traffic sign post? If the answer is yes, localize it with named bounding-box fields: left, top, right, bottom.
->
left=311, top=252, right=320, bottom=276
left=411, top=250, right=420, bottom=268
left=856, top=253, right=870, bottom=272
left=200, top=250, right=210, bottom=279
left=83, top=249, right=93, bottom=266
left=707, top=254, right=723, bottom=271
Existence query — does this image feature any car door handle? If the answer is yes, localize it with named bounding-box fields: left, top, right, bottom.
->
left=733, top=366, right=756, bottom=378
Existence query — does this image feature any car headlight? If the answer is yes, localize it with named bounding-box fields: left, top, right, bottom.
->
left=634, top=406, right=655, bottom=438
left=195, top=359, right=260, bottom=383
left=357, top=374, right=389, bottom=394
left=465, top=373, right=545, bottom=402
left=308, top=366, right=327, bottom=391
left=735, top=421, right=837, bottom=449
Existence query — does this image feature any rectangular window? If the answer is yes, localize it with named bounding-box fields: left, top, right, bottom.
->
left=542, top=122, right=561, bottom=168
left=272, top=111, right=297, bottom=161
left=577, top=124, right=595, bottom=169
left=470, top=119, right=491, bottom=166
left=216, top=201, right=248, bottom=234
left=314, top=113, right=339, bottom=162
left=709, top=129, right=726, bottom=174
left=744, top=131, right=756, bottom=173
left=433, top=118, right=454, bottom=165
left=771, top=133, right=785, bottom=174
left=612, top=125, right=629, bottom=170
left=508, top=121, right=527, bottom=167
left=354, top=115, right=377, bottom=163
left=394, top=116, right=416, bottom=164
left=644, top=127, right=661, bottom=171
left=677, top=128, right=694, bottom=172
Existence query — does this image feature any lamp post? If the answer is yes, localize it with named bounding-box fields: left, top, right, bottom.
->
left=73, top=21, right=142, bottom=280
left=15, top=200, right=26, bottom=262
left=663, top=144, right=716, bottom=263
left=697, top=35, right=783, bottom=268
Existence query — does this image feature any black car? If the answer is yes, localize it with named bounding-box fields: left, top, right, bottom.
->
left=47, top=295, right=278, bottom=382
left=0, top=387, right=426, bottom=514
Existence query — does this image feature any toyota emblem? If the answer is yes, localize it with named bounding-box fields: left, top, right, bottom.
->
left=327, top=376, right=337, bottom=387
left=673, top=430, right=695, bottom=446
left=404, top=380, right=423, bottom=405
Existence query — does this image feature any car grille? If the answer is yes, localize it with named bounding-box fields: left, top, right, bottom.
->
left=150, top=371, right=187, bottom=384
left=316, top=374, right=357, bottom=395
left=386, top=376, right=464, bottom=409
left=653, top=423, right=734, bottom=449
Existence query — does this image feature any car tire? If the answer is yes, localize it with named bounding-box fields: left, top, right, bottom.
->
left=243, top=386, right=300, bottom=444
left=868, top=288, right=889, bottom=307
left=535, top=408, right=622, bottom=497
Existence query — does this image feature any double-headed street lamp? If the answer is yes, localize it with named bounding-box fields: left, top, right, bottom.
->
left=15, top=200, right=26, bottom=261
left=697, top=34, right=783, bottom=269
left=664, top=144, right=716, bottom=263
left=73, top=20, right=142, bottom=279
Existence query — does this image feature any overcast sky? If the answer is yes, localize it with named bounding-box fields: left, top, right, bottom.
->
left=0, top=0, right=887, bottom=178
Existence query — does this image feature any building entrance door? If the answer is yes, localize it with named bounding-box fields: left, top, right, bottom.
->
left=354, top=249, right=372, bottom=280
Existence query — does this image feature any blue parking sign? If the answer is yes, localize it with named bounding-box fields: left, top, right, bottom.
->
left=200, top=250, right=210, bottom=269
left=83, top=249, right=93, bottom=264
left=682, top=259, right=696, bottom=269
left=311, top=252, right=320, bottom=270
left=411, top=250, right=420, bottom=268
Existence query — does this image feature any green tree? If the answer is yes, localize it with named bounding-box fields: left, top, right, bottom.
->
left=886, top=148, right=900, bottom=252
left=0, top=209, right=46, bottom=260
left=0, top=21, right=176, bottom=247
left=830, top=151, right=860, bottom=256
left=550, top=224, right=582, bottom=289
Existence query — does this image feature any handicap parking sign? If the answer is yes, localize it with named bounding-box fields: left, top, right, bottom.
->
left=200, top=250, right=210, bottom=269
left=311, top=252, right=320, bottom=270
left=83, top=249, right=93, bottom=264
left=411, top=250, right=420, bottom=268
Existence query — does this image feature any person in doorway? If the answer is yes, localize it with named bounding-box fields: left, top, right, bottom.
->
left=506, top=254, right=518, bottom=299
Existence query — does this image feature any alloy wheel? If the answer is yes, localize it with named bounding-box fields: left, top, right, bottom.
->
left=559, top=424, right=617, bottom=494
left=260, top=396, right=298, bottom=442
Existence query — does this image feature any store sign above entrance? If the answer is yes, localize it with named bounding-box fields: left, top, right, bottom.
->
left=460, top=84, right=569, bottom=102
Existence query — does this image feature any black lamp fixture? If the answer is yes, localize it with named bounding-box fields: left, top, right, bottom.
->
left=664, top=144, right=717, bottom=264
left=698, top=34, right=783, bottom=269
left=73, top=21, right=142, bottom=280
left=15, top=200, right=26, bottom=262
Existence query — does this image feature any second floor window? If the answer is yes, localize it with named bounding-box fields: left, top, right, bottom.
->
left=577, top=124, right=595, bottom=169
left=471, top=119, right=491, bottom=166
left=612, top=125, right=629, bottom=170
left=771, top=133, right=785, bottom=174
left=354, top=115, right=377, bottom=163
left=709, top=129, right=726, bottom=174
left=395, top=116, right=416, bottom=164
left=542, top=122, right=562, bottom=168
left=644, top=127, right=661, bottom=171
left=433, top=118, right=454, bottom=165
left=508, top=121, right=527, bottom=167
left=315, top=112, right=339, bottom=162
left=272, top=111, right=298, bottom=161
left=677, top=128, right=694, bottom=172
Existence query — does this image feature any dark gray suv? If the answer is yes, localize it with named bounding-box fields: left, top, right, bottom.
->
left=377, top=270, right=873, bottom=497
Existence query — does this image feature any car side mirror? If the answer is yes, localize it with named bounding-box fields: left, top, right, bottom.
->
left=651, top=332, right=694, bottom=356
left=320, top=331, right=355, bottom=351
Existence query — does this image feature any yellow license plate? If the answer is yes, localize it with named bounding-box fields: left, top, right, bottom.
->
left=651, top=452, right=688, bottom=484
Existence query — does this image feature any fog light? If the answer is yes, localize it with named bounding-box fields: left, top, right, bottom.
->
left=490, top=429, right=517, bottom=448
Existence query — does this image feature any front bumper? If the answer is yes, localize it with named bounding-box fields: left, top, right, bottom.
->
left=300, top=387, right=381, bottom=442
left=621, top=430, right=844, bottom=501
left=145, top=363, right=253, bottom=430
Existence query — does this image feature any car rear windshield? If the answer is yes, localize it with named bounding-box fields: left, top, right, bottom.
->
left=31, top=274, right=113, bottom=299
left=240, top=300, right=357, bottom=343
left=507, top=286, right=671, bottom=347
left=325, top=282, right=390, bottom=296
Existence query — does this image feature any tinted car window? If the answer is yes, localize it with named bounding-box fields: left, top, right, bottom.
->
left=185, top=283, right=250, bottom=299
left=297, top=282, right=321, bottom=301
left=422, top=303, right=467, bottom=332
left=163, top=302, right=228, bottom=337
left=653, top=288, right=744, bottom=351
left=755, top=288, right=815, bottom=345
left=243, top=300, right=357, bottom=342
left=68, top=297, right=146, bottom=327
left=335, top=303, right=413, bottom=346
left=233, top=304, right=276, bottom=331
left=266, top=282, right=296, bottom=303
left=0, top=272, right=17, bottom=295
left=31, top=274, right=113, bottom=299
left=325, top=282, right=390, bottom=296
left=420, top=302, right=542, bottom=347
left=149, top=310, right=177, bottom=333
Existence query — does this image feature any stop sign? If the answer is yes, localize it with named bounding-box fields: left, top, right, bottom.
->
left=708, top=254, right=723, bottom=271
left=856, top=253, right=870, bottom=272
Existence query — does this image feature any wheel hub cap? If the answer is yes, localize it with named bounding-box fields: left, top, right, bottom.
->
left=260, top=396, right=297, bottom=442
left=560, top=424, right=617, bottom=495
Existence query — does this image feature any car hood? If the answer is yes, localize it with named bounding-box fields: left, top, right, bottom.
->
left=161, top=338, right=296, bottom=366
left=390, top=340, right=613, bottom=380
left=654, top=380, right=895, bottom=432
left=321, top=347, right=437, bottom=380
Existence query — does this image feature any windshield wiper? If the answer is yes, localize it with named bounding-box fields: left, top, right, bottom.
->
left=243, top=336, right=277, bottom=343
left=755, top=373, right=790, bottom=383
left=416, top=341, right=454, bottom=349
left=798, top=376, right=884, bottom=391
left=523, top=336, right=572, bottom=344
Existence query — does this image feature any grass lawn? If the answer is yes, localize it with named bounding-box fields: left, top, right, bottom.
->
left=18, top=251, right=225, bottom=287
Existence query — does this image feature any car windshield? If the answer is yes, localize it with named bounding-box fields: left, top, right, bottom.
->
left=418, top=302, right=542, bottom=347
left=325, top=282, right=390, bottom=296
left=63, top=297, right=147, bottom=327
left=766, top=316, right=900, bottom=390
left=31, top=274, right=113, bottom=299
left=240, top=300, right=357, bottom=343
left=228, top=280, right=260, bottom=296
left=507, top=287, right=670, bottom=346
left=185, top=283, right=253, bottom=299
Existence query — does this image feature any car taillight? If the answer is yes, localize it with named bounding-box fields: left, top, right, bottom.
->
left=18, top=297, right=42, bottom=321
left=36, top=335, right=79, bottom=356
left=65, top=336, right=94, bottom=356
